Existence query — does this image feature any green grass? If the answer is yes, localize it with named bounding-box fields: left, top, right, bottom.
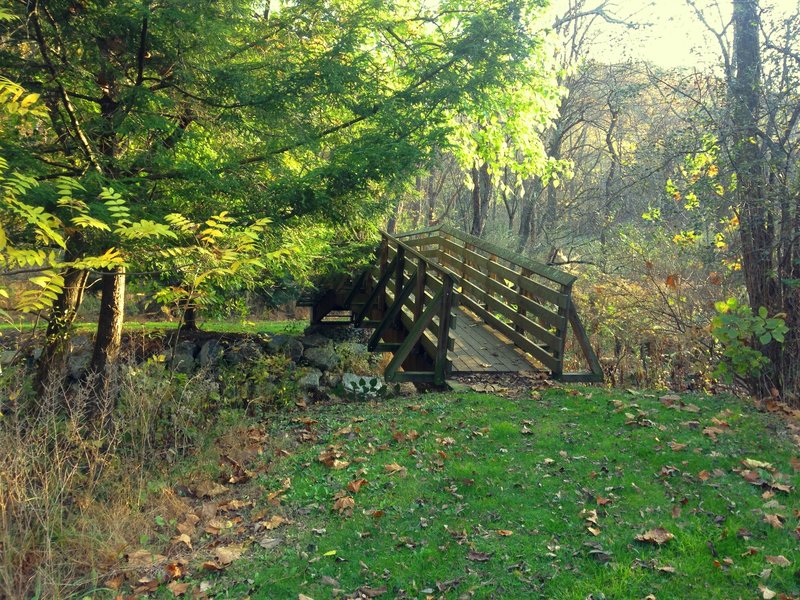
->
left=209, top=387, right=798, bottom=599
left=0, top=319, right=305, bottom=336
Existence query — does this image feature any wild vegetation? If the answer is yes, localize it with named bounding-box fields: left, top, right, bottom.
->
left=1, top=0, right=799, bottom=598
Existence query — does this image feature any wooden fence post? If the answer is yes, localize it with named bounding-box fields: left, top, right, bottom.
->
left=435, top=275, right=454, bottom=385
left=414, top=258, right=427, bottom=321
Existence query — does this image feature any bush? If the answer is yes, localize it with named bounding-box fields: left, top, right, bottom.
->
left=711, top=298, right=788, bottom=382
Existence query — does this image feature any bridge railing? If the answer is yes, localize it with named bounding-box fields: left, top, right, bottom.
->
left=396, top=225, right=602, bottom=381
left=353, top=230, right=457, bottom=384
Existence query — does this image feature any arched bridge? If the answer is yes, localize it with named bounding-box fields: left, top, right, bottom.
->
left=304, top=225, right=603, bottom=386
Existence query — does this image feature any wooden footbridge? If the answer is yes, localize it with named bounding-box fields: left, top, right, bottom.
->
left=306, top=225, right=602, bottom=386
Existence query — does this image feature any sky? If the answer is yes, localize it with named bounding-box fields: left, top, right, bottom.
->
left=545, top=0, right=800, bottom=69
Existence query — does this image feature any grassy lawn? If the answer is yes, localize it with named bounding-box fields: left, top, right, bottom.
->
left=199, top=386, right=799, bottom=600
left=0, top=319, right=305, bottom=336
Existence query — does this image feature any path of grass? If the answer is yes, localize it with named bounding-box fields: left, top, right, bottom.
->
left=203, top=387, right=799, bottom=599
left=0, top=319, right=305, bottom=336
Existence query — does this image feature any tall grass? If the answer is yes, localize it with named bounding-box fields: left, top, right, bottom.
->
left=0, top=363, right=218, bottom=599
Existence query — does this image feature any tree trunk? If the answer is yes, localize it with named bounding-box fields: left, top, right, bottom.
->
left=35, top=267, right=88, bottom=395
left=182, top=303, right=198, bottom=331
left=730, top=0, right=781, bottom=394
left=470, top=162, right=492, bottom=237
left=88, top=267, right=126, bottom=414
left=517, top=178, right=542, bottom=253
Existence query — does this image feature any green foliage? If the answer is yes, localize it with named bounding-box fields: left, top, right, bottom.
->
left=711, top=298, right=789, bottom=381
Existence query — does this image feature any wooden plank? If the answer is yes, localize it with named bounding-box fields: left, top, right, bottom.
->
left=484, top=277, right=565, bottom=329
left=434, top=276, right=454, bottom=384
left=439, top=224, right=577, bottom=286
left=404, top=235, right=440, bottom=248
left=390, top=371, right=436, bottom=383
left=439, top=237, right=490, bottom=271
left=355, top=254, right=397, bottom=325
left=459, top=295, right=561, bottom=371
left=437, top=250, right=566, bottom=326
left=567, top=301, right=604, bottom=379
left=487, top=260, right=566, bottom=307
left=560, top=372, right=603, bottom=383
left=368, top=272, right=417, bottom=351
left=384, top=291, right=442, bottom=379
left=482, top=294, right=562, bottom=350
left=393, top=224, right=443, bottom=239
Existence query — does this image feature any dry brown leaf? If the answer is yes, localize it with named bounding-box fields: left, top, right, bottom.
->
left=790, top=456, right=800, bottom=472
left=333, top=495, right=355, bottom=515
left=496, top=530, right=513, bottom=536
left=668, top=441, right=687, bottom=451
left=765, top=555, right=791, bottom=567
left=596, top=496, right=612, bottom=506
left=697, top=470, right=711, bottom=481
left=260, top=515, right=288, bottom=530
left=352, top=586, right=387, bottom=598
left=759, top=584, right=777, bottom=599
left=702, top=426, right=725, bottom=441
left=171, top=533, right=192, bottom=550
left=167, top=581, right=190, bottom=597
left=467, top=550, right=492, bottom=562
left=105, top=574, right=124, bottom=591
left=215, top=544, right=246, bottom=565
left=201, top=560, right=226, bottom=572
left=587, top=526, right=601, bottom=536
left=384, top=462, right=407, bottom=477
left=193, top=480, right=228, bottom=498
left=126, top=548, right=166, bottom=568
left=635, top=527, right=674, bottom=545
left=347, top=478, right=369, bottom=493
left=318, top=446, right=349, bottom=470
left=763, top=514, right=784, bottom=529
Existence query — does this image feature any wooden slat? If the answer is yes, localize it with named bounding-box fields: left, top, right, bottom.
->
left=459, top=295, right=561, bottom=372
left=439, top=224, right=577, bottom=286
left=404, top=235, right=440, bottom=248
left=487, top=260, right=566, bottom=307
left=384, top=290, right=443, bottom=379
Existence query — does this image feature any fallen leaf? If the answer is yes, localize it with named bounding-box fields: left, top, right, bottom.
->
left=167, top=581, right=190, bottom=597
left=384, top=463, right=407, bottom=477
left=258, top=536, right=282, bottom=550
left=668, top=441, right=687, bottom=451
left=467, top=550, right=492, bottom=562
left=763, top=514, right=784, bottom=529
left=496, top=529, right=513, bottom=536
left=765, top=555, right=791, bottom=567
left=587, top=526, right=601, bottom=536
left=352, top=586, right=387, bottom=598
left=215, top=544, right=245, bottom=565
left=697, top=470, right=711, bottom=481
left=321, top=575, right=340, bottom=586
left=596, top=496, right=612, bottom=506
left=298, top=594, right=315, bottom=600
left=333, top=495, right=355, bottom=515
left=635, top=528, right=674, bottom=545
left=126, top=549, right=166, bottom=568
left=192, top=480, right=228, bottom=498
left=171, top=533, right=192, bottom=550
left=703, top=426, right=725, bottom=441
left=260, top=515, right=288, bottom=530
left=347, top=478, right=369, bottom=493
left=318, top=446, right=349, bottom=470
left=743, top=458, right=774, bottom=471
left=790, top=456, right=800, bottom=472
left=165, top=561, right=186, bottom=579
left=201, top=561, right=226, bottom=572
left=759, top=584, right=777, bottom=599
left=658, top=564, right=676, bottom=574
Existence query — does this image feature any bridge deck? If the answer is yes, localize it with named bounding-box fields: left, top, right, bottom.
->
left=449, top=306, right=541, bottom=374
